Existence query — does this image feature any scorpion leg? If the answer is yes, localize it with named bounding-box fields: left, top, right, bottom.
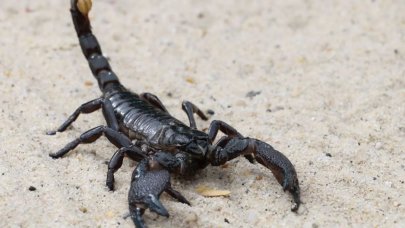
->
left=165, top=186, right=191, bottom=205
left=208, top=120, right=255, bottom=163
left=49, top=125, right=143, bottom=159
left=106, top=146, right=146, bottom=191
left=207, top=120, right=242, bottom=141
left=207, top=120, right=300, bottom=211
left=128, top=159, right=189, bottom=228
left=48, top=97, right=119, bottom=135
left=47, top=97, right=103, bottom=135
left=140, top=92, right=169, bottom=113
left=102, top=98, right=119, bottom=130
left=182, top=101, right=208, bottom=129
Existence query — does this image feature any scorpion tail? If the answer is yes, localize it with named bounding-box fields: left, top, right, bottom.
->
left=70, top=0, right=122, bottom=92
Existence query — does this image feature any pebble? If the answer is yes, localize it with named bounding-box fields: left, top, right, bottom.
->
left=375, top=142, right=383, bottom=149
left=246, top=210, right=258, bottom=223
left=79, top=207, right=88, bottom=213
left=393, top=201, right=400, bottom=207
left=255, top=175, right=263, bottom=180
left=185, top=212, right=198, bottom=225
left=105, top=211, right=114, bottom=218
left=246, top=90, right=261, bottom=98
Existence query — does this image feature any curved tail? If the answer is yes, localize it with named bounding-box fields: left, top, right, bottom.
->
left=70, top=0, right=121, bottom=92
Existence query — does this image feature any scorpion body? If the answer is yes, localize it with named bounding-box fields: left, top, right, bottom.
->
left=50, top=1, right=301, bottom=227
left=108, top=90, right=209, bottom=155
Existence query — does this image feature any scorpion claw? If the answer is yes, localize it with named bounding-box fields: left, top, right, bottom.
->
left=165, top=186, right=191, bottom=206
left=128, top=159, right=182, bottom=227
left=281, top=172, right=300, bottom=211
left=253, top=139, right=301, bottom=211
left=129, top=195, right=169, bottom=228
left=210, top=136, right=300, bottom=211
left=143, top=194, right=169, bottom=217
left=129, top=207, right=146, bottom=228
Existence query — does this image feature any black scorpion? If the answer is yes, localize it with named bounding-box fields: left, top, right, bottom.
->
left=49, top=0, right=301, bottom=227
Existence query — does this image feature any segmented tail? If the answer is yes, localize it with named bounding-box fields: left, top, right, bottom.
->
left=70, top=0, right=121, bottom=92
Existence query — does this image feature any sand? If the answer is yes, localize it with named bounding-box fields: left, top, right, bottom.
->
left=1, top=0, right=404, bottom=227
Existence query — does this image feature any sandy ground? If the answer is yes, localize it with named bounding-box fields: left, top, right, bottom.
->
left=1, top=0, right=404, bottom=227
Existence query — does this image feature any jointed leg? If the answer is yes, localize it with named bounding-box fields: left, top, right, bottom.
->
left=207, top=120, right=242, bottom=142
left=102, top=98, right=119, bottom=130
left=47, top=97, right=103, bottom=135
left=140, top=92, right=169, bottom=113
left=48, top=96, right=120, bottom=135
left=208, top=120, right=254, bottom=163
left=106, top=146, right=146, bottom=190
left=49, top=125, right=134, bottom=158
left=50, top=93, right=128, bottom=159
left=182, top=101, right=208, bottom=129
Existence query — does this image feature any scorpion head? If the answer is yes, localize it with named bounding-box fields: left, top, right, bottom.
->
left=166, top=126, right=209, bottom=156
left=182, top=136, right=209, bottom=156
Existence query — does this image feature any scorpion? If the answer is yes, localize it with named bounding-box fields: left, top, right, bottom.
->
left=49, top=0, right=301, bottom=227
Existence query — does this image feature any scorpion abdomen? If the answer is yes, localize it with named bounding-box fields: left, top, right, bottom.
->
left=107, top=90, right=189, bottom=149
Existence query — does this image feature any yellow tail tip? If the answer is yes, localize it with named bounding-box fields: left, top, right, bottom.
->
left=77, top=0, right=92, bottom=16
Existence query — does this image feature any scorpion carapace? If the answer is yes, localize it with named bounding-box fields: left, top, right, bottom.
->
left=49, top=0, right=301, bottom=227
